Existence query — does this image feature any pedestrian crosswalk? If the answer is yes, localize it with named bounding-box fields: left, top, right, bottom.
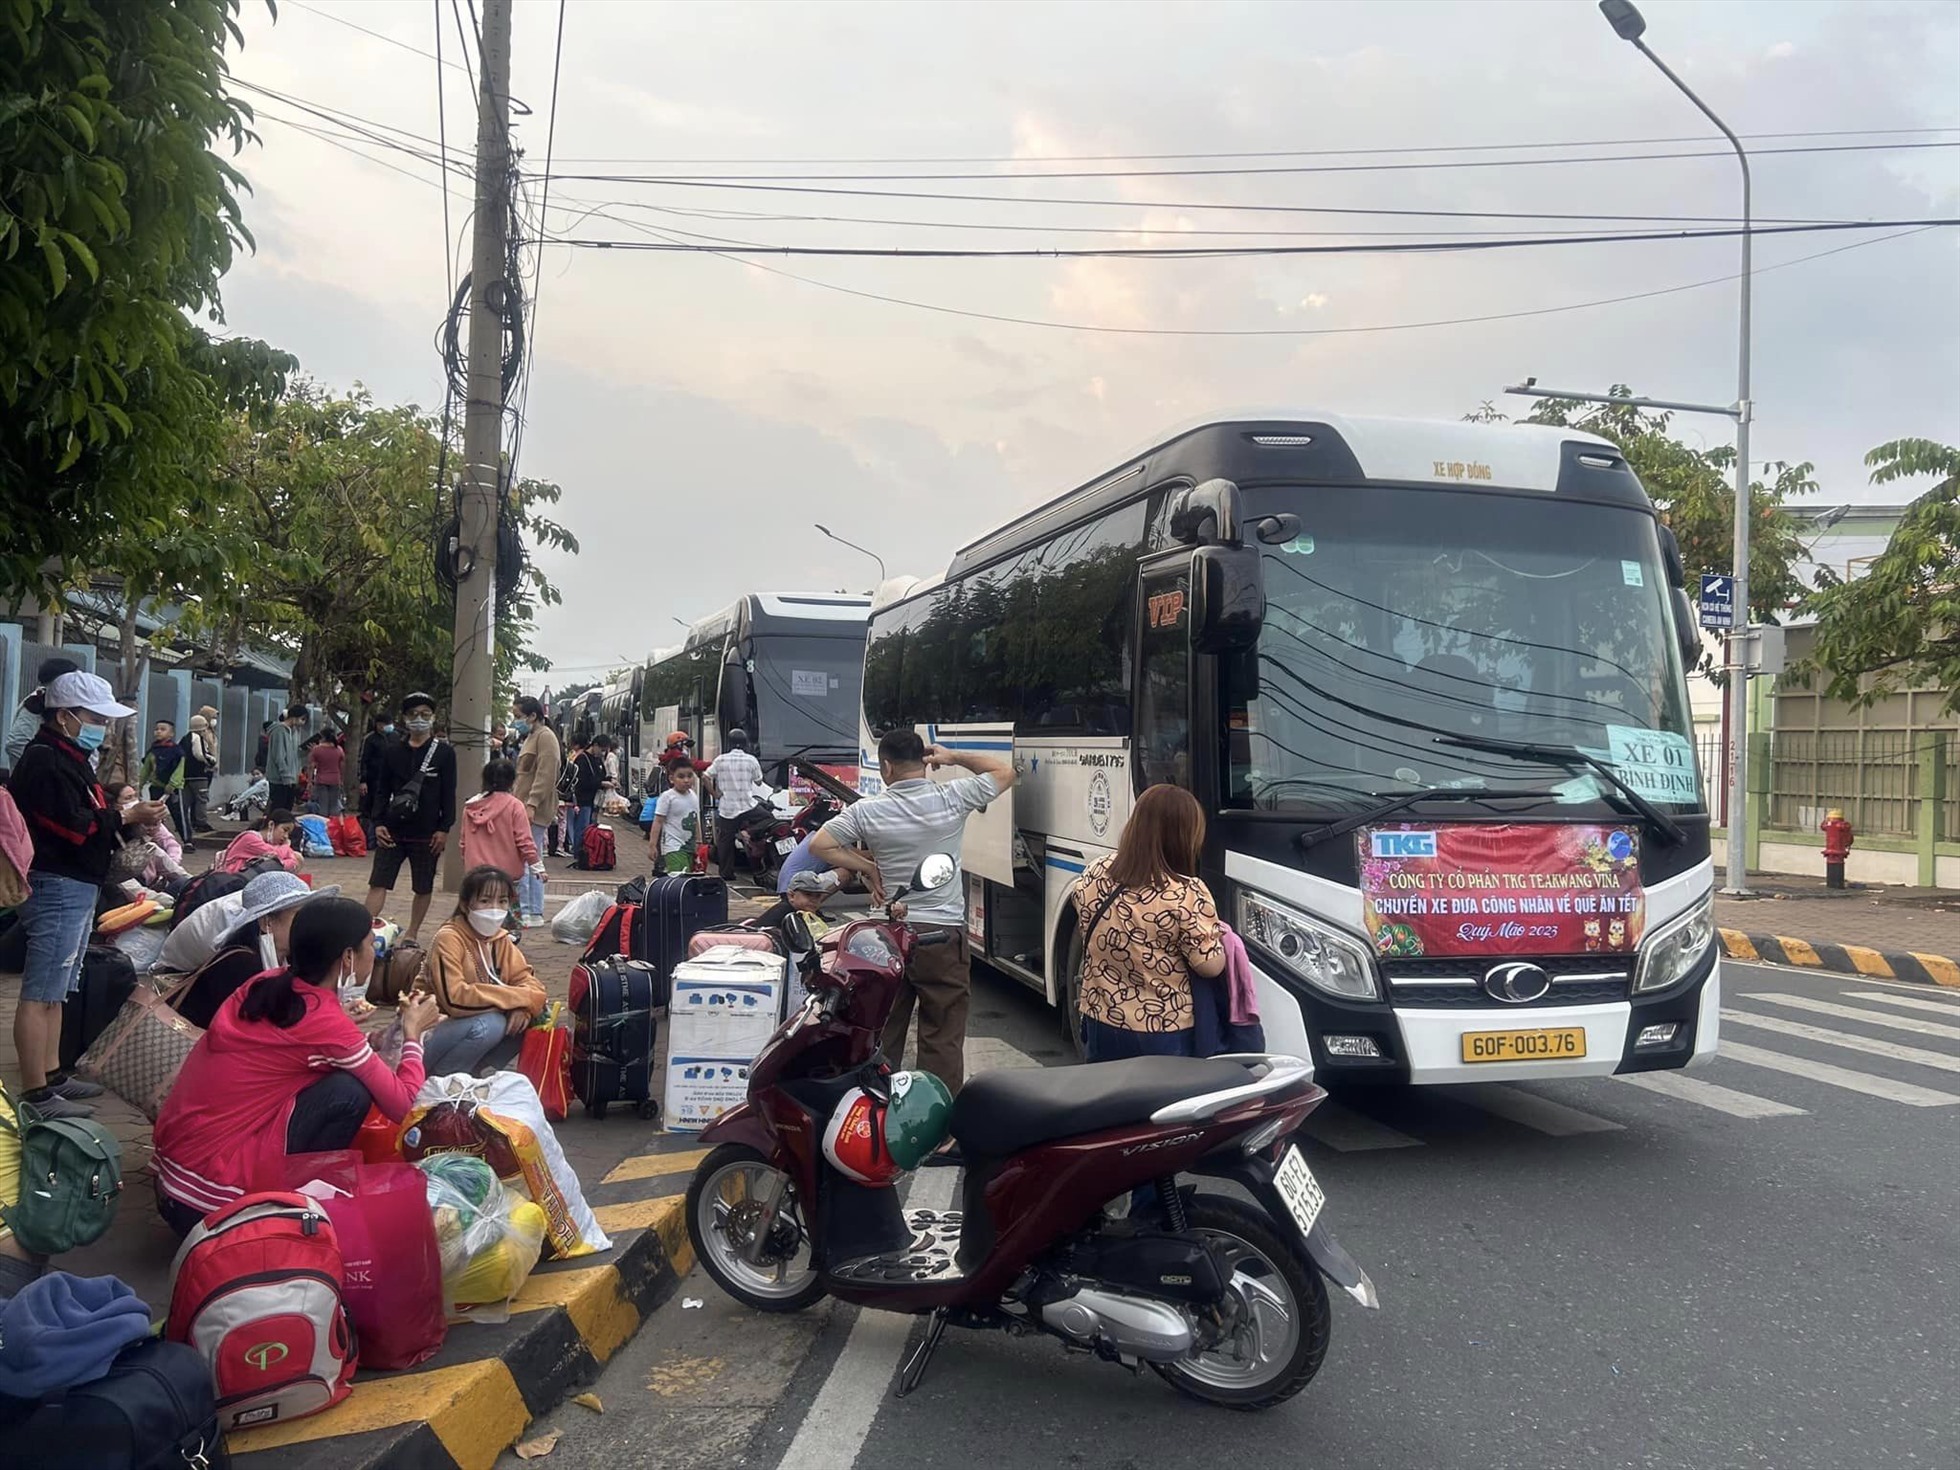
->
left=1289, top=981, right=1960, bottom=1151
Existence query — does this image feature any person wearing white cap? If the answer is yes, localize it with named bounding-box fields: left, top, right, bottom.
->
left=5, top=672, right=170, bottom=1118
left=175, top=872, right=339, bottom=1030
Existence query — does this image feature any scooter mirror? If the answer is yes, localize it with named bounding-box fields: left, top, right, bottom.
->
left=912, top=853, right=957, bottom=893
left=781, top=912, right=814, bottom=953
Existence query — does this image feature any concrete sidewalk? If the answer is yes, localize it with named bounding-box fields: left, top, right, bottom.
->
left=1716, top=874, right=1960, bottom=988
left=0, top=841, right=751, bottom=1469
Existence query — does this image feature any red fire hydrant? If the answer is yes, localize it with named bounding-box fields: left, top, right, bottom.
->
left=1821, top=809, right=1854, bottom=890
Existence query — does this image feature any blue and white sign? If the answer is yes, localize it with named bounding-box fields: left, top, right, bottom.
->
left=1698, top=574, right=1736, bottom=630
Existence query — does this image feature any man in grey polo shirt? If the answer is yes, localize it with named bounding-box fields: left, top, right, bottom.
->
left=812, top=729, right=1015, bottom=1092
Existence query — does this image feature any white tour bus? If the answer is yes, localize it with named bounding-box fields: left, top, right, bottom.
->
left=859, top=413, right=1720, bottom=1085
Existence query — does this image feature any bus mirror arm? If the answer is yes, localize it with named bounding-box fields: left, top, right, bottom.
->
left=1253, top=513, right=1301, bottom=546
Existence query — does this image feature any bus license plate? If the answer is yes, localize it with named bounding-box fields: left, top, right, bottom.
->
left=1461, top=1027, right=1587, bottom=1063
left=1273, top=1146, right=1325, bottom=1238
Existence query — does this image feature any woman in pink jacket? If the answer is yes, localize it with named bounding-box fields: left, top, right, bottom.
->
left=459, top=758, right=541, bottom=902
left=213, top=808, right=304, bottom=876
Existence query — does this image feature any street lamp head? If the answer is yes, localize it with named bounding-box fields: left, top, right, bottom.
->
left=814, top=523, right=833, bottom=537
left=1599, top=0, right=1646, bottom=41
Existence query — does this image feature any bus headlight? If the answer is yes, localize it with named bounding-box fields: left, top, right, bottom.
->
left=1634, top=894, right=1716, bottom=994
left=1236, top=891, right=1379, bottom=1001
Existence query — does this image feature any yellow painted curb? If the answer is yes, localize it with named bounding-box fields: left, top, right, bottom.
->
left=1912, top=952, right=1960, bottom=988
left=1778, top=936, right=1823, bottom=967
left=595, top=1190, right=686, bottom=1238
left=230, top=1359, right=527, bottom=1469
left=603, top=1146, right=711, bottom=1186
left=1842, top=944, right=1895, bottom=978
left=1719, top=929, right=1759, bottom=962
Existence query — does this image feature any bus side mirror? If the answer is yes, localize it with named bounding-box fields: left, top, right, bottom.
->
left=1193, top=544, right=1264, bottom=654
left=1670, top=587, right=1703, bottom=669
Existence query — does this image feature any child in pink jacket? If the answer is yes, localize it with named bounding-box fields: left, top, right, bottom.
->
left=214, top=810, right=305, bottom=875
left=460, top=758, right=541, bottom=893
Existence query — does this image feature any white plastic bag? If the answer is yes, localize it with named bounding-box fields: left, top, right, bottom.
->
left=416, top=1152, right=548, bottom=1323
left=402, top=1071, right=612, bottom=1258
left=551, top=889, right=610, bottom=945
left=110, top=924, right=168, bottom=973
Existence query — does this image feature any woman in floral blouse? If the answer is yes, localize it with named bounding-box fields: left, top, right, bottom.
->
left=1072, top=784, right=1227, bottom=1060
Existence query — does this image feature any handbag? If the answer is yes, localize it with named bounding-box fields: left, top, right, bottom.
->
left=74, top=971, right=203, bottom=1121
left=517, top=1002, right=573, bottom=1121
left=386, top=740, right=441, bottom=824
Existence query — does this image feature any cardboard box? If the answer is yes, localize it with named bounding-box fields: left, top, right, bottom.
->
left=664, top=950, right=787, bottom=1132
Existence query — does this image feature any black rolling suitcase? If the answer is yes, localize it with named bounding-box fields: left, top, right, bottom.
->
left=635, top=873, right=727, bottom=976
left=59, top=945, right=138, bottom=1073
left=569, top=955, right=662, bottom=1121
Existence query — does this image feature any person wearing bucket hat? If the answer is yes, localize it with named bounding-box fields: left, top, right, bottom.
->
left=176, top=872, right=341, bottom=1030
left=6, top=673, right=171, bottom=1119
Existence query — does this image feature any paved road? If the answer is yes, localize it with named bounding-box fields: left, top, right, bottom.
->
left=514, top=960, right=1959, bottom=1469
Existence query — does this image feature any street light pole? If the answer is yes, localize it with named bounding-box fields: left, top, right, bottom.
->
left=1600, top=0, right=1754, bottom=894
left=813, top=523, right=888, bottom=585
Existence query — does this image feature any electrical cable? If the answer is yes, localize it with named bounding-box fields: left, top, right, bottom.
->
left=435, top=1, right=456, bottom=310
left=544, top=215, right=1959, bottom=259
left=507, top=0, right=567, bottom=493
left=288, top=0, right=471, bottom=72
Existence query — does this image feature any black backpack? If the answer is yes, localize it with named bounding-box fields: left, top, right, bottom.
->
left=169, top=868, right=249, bottom=930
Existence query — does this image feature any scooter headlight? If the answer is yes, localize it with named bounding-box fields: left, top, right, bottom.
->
left=1634, top=894, right=1716, bottom=994
left=1236, top=891, right=1379, bottom=1001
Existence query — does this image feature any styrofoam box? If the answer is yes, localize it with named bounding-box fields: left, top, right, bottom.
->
left=664, top=949, right=787, bottom=1133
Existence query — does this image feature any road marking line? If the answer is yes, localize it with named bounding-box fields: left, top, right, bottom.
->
left=1442, top=1084, right=1624, bottom=1136
left=1299, top=1101, right=1423, bottom=1151
left=1721, top=1008, right=1960, bottom=1073
left=603, top=1146, right=712, bottom=1185
left=1748, top=992, right=1960, bottom=1042
left=1842, top=945, right=1895, bottom=978
left=1848, top=989, right=1960, bottom=1016
left=1777, top=937, right=1824, bottom=967
left=1614, top=1071, right=1806, bottom=1119
left=1912, top=952, right=1960, bottom=988
left=1719, top=1041, right=1960, bottom=1106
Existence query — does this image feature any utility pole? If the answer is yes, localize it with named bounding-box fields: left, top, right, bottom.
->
left=447, top=0, right=513, bottom=887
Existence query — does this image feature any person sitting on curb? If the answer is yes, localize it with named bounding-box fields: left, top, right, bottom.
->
left=152, top=897, right=438, bottom=1236
left=212, top=808, right=303, bottom=876
left=419, top=866, right=548, bottom=1077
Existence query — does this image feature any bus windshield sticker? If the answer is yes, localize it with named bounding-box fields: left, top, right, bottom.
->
left=791, top=670, right=828, bottom=698
left=1621, top=560, right=1644, bottom=587
left=1281, top=534, right=1315, bottom=556
left=1357, top=822, right=1645, bottom=959
left=1604, top=726, right=1697, bottom=804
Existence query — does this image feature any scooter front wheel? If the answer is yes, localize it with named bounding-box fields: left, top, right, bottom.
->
left=1150, top=1196, right=1331, bottom=1410
left=686, top=1145, right=827, bottom=1313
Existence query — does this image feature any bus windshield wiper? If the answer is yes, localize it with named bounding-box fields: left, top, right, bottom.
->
left=1433, top=733, right=1686, bottom=847
left=1297, top=786, right=1557, bottom=852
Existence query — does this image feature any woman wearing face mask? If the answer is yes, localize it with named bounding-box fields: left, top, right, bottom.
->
left=152, top=897, right=439, bottom=1236
left=418, top=866, right=548, bottom=1077
left=6, top=674, right=170, bottom=1118
left=174, top=872, right=339, bottom=1030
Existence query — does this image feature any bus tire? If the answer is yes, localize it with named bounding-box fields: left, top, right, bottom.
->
left=1061, top=924, right=1088, bottom=1060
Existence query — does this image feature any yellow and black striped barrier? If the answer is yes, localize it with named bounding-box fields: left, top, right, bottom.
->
left=1720, top=929, right=1960, bottom=989
left=233, top=1142, right=706, bottom=1470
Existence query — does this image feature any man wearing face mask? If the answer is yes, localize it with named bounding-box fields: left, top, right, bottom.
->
left=7, top=674, right=171, bottom=1117
left=358, top=710, right=397, bottom=844
left=365, top=693, right=458, bottom=942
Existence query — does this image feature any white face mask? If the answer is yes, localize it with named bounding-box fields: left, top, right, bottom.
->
left=467, top=908, right=509, bottom=938
left=338, top=961, right=367, bottom=1009
left=406, top=716, right=434, bottom=736
left=259, top=931, right=281, bottom=969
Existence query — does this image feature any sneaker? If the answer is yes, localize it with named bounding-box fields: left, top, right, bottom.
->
left=22, top=1089, right=94, bottom=1119
left=47, top=1074, right=105, bottom=1101
left=521, top=914, right=548, bottom=930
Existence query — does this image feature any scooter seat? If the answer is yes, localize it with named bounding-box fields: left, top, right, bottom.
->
left=952, top=1056, right=1256, bottom=1157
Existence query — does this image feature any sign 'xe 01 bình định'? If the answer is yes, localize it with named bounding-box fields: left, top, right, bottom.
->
left=1357, top=823, right=1646, bottom=959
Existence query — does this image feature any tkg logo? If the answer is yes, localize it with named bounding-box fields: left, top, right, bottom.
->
left=1371, top=830, right=1437, bottom=858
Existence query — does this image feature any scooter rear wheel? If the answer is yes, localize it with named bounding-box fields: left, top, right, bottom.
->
left=1150, top=1196, right=1330, bottom=1410
left=686, top=1145, right=827, bottom=1312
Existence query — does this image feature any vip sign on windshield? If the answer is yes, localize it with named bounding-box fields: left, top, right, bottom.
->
left=1358, top=823, right=1646, bottom=959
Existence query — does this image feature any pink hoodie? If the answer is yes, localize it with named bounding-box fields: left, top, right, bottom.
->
left=214, top=828, right=303, bottom=876
left=460, top=790, right=539, bottom=879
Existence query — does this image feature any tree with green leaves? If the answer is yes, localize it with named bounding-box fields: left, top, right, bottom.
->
left=1803, top=439, right=1960, bottom=714
left=0, top=0, right=276, bottom=601
left=1470, top=391, right=1817, bottom=628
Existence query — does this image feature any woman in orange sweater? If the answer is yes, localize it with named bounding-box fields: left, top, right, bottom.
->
left=418, top=865, right=548, bottom=1077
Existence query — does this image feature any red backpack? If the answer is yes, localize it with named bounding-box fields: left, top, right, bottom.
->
left=166, top=1192, right=357, bottom=1432
left=582, top=823, right=617, bottom=871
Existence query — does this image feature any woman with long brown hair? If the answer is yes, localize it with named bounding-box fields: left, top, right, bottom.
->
left=1071, top=784, right=1227, bottom=1061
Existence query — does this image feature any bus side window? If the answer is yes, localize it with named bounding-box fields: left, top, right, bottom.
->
left=1136, top=562, right=1193, bottom=791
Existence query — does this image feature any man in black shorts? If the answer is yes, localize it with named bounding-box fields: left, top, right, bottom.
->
left=364, top=691, right=458, bottom=941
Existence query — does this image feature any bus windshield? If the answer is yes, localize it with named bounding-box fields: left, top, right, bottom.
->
left=747, top=635, right=863, bottom=757
left=1229, top=484, right=1700, bottom=815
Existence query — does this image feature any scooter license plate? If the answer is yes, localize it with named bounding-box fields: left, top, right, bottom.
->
left=1273, top=1145, right=1326, bottom=1238
left=775, top=837, right=797, bottom=855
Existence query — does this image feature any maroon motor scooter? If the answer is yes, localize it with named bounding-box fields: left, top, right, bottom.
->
left=685, top=855, right=1379, bottom=1409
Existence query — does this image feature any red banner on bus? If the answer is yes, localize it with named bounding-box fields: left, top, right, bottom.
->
left=1357, top=823, right=1645, bottom=959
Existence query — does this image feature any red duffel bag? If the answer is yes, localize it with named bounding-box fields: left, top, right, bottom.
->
left=328, top=815, right=368, bottom=858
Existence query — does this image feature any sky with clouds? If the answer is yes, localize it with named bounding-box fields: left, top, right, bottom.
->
left=214, top=0, right=1960, bottom=685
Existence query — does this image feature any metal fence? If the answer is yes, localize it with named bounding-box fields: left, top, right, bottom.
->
left=1768, top=728, right=1922, bottom=837
left=1948, top=741, right=1960, bottom=844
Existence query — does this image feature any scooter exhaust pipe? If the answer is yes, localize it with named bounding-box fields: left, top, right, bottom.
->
left=1040, top=1288, right=1193, bottom=1361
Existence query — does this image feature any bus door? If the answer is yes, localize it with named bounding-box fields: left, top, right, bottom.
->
left=1136, top=555, right=1195, bottom=793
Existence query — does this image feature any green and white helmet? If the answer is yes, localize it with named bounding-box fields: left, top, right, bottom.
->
left=882, top=1070, right=953, bottom=1171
